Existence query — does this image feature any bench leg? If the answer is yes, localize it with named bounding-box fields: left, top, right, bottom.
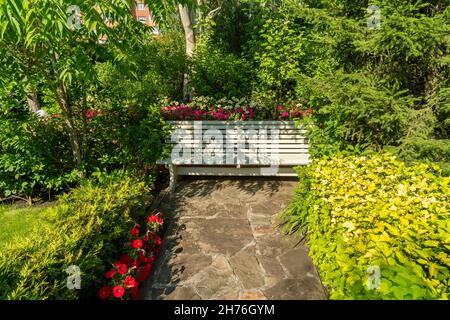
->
left=168, top=164, right=179, bottom=194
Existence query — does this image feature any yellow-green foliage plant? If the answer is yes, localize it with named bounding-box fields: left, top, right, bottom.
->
left=280, top=153, right=449, bottom=299
left=0, top=171, right=150, bottom=300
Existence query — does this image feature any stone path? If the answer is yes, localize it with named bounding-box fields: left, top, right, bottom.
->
left=141, top=177, right=326, bottom=300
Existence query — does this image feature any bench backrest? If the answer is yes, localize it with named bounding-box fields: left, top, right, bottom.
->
left=167, top=121, right=310, bottom=166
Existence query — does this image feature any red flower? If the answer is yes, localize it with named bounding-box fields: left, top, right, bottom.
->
left=147, top=214, right=163, bottom=225
left=137, top=270, right=150, bottom=283
left=105, top=269, right=116, bottom=279
left=130, top=287, right=140, bottom=300
left=131, top=227, right=140, bottom=237
left=99, top=286, right=112, bottom=300
left=113, top=285, right=125, bottom=299
left=120, top=255, right=132, bottom=267
left=155, top=236, right=162, bottom=246
left=124, top=276, right=138, bottom=288
left=143, top=235, right=150, bottom=241
left=143, top=263, right=153, bottom=272
left=277, top=105, right=283, bottom=110
left=115, top=262, right=128, bottom=275
left=86, top=110, right=95, bottom=119
left=131, top=239, right=143, bottom=249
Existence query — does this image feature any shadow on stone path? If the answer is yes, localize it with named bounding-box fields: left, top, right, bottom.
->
left=140, top=177, right=327, bottom=300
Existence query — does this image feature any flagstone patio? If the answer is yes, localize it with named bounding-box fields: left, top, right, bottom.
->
left=140, top=177, right=327, bottom=300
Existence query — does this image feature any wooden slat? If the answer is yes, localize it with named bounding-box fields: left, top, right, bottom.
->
left=170, top=124, right=307, bottom=131
left=158, top=158, right=311, bottom=166
left=161, top=155, right=310, bottom=166
left=166, top=141, right=308, bottom=147
left=168, top=120, right=304, bottom=126
left=165, top=140, right=309, bottom=145
left=176, top=166, right=301, bottom=177
left=170, top=125, right=307, bottom=131
left=169, top=149, right=310, bottom=155
left=168, top=134, right=308, bottom=140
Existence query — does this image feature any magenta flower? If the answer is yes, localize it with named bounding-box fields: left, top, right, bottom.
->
left=86, top=111, right=95, bottom=119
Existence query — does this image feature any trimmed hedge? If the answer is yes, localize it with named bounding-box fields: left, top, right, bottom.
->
left=280, top=153, right=450, bottom=299
left=0, top=172, right=151, bottom=300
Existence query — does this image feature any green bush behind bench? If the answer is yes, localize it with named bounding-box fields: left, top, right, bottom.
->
left=280, top=153, right=449, bottom=299
left=0, top=171, right=150, bottom=300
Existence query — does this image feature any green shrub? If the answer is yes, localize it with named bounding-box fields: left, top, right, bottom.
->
left=190, top=39, right=252, bottom=99
left=81, top=103, right=169, bottom=177
left=396, top=138, right=450, bottom=175
left=0, top=171, right=151, bottom=300
left=280, top=153, right=450, bottom=299
left=245, top=4, right=305, bottom=101
left=95, top=32, right=186, bottom=105
left=0, top=115, right=79, bottom=200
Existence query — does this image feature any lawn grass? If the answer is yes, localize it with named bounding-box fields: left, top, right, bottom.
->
left=0, top=203, right=57, bottom=247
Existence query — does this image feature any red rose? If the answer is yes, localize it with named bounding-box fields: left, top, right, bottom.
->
left=99, top=286, right=112, bottom=300
left=143, top=235, right=150, bottom=241
left=113, top=285, right=125, bottom=299
left=120, top=254, right=132, bottom=267
left=130, top=286, right=140, bottom=300
left=137, top=270, right=150, bottom=283
left=105, top=269, right=116, bottom=279
left=155, top=236, right=162, bottom=246
left=146, top=214, right=163, bottom=225
left=86, top=110, right=95, bottom=119
left=131, top=227, right=140, bottom=237
left=124, top=276, right=138, bottom=288
left=142, top=263, right=152, bottom=272
left=133, top=259, right=140, bottom=269
left=146, top=256, right=155, bottom=264
left=131, top=239, right=143, bottom=249
left=115, top=262, right=128, bottom=275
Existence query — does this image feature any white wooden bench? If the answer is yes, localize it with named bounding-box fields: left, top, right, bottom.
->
left=157, top=121, right=310, bottom=191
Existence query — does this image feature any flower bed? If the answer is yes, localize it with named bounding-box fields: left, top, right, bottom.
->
left=160, top=98, right=313, bottom=121
left=98, top=211, right=165, bottom=300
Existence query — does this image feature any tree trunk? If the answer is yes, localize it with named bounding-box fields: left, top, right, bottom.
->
left=178, top=4, right=196, bottom=100
left=26, top=89, right=40, bottom=112
left=49, top=52, right=83, bottom=169
left=179, top=4, right=196, bottom=58
left=58, top=86, right=82, bottom=169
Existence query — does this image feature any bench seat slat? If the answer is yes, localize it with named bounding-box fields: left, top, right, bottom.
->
left=169, top=120, right=306, bottom=126
left=158, top=155, right=311, bottom=166
left=176, top=166, right=301, bottom=177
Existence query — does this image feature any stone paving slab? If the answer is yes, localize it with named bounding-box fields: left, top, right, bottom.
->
left=140, top=177, right=327, bottom=300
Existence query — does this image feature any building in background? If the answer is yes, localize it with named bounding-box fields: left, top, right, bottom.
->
left=131, top=1, right=159, bottom=34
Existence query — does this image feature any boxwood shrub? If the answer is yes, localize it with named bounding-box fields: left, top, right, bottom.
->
left=0, top=171, right=151, bottom=300
left=280, top=153, right=449, bottom=299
